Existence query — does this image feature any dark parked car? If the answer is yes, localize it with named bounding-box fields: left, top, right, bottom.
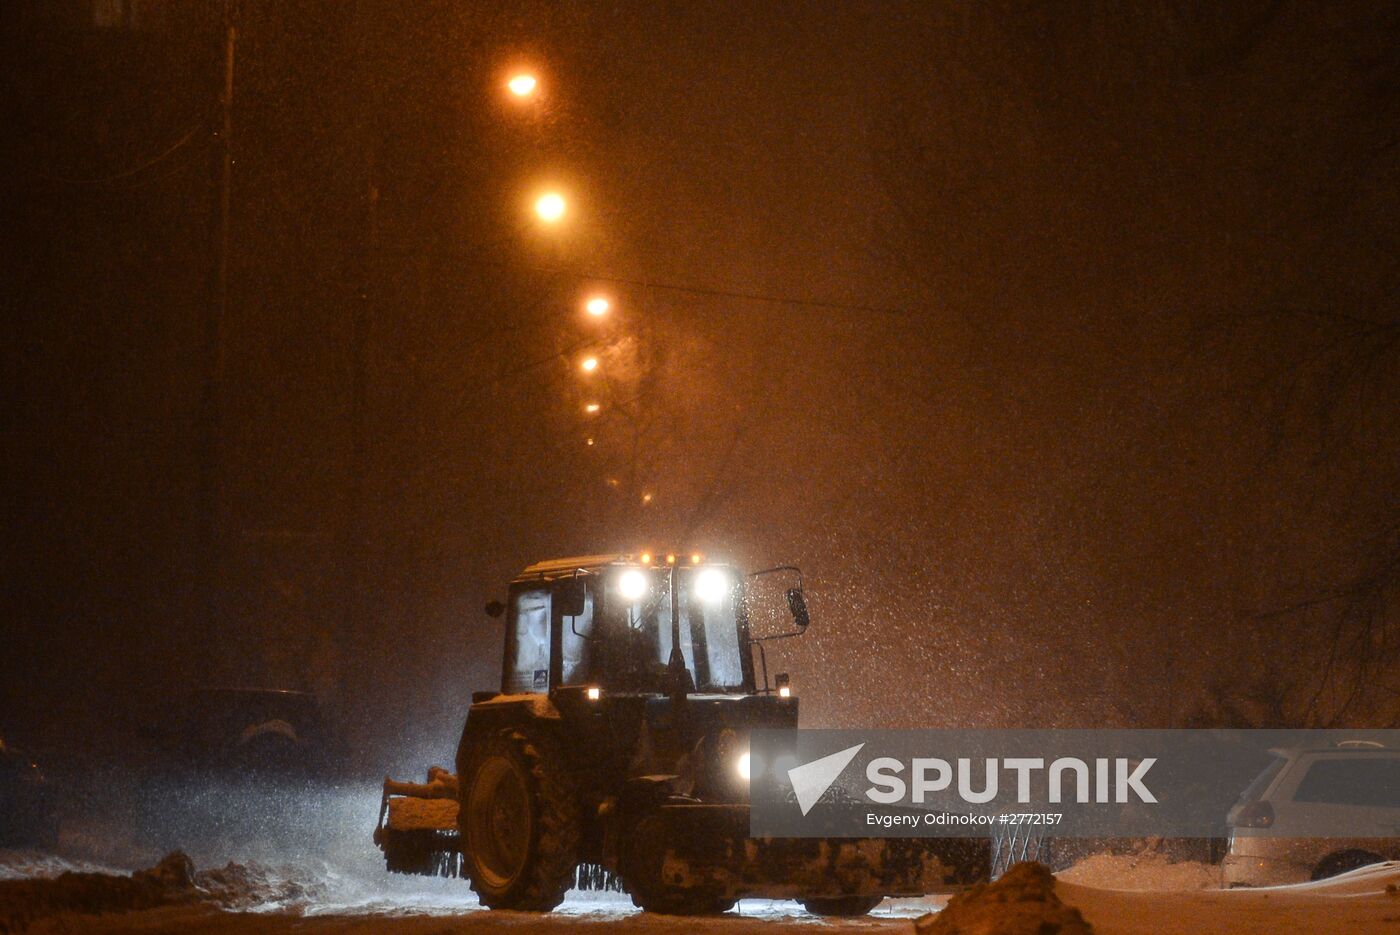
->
left=135, top=690, right=351, bottom=854
left=150, top=688, right=345, bottom=779
left=0, top=736, right=59, bottom=847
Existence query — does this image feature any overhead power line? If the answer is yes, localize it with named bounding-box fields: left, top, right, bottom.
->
left=366, top=244, right=914, bottom=320
left=516, top=263, right=914, bottom=320
left=34, top=118, right=208, bottom=186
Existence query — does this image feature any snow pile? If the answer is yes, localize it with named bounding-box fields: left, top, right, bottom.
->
left=0, top=851, right=199, bottom=932
left=915, top=862, right=1093, bottom=935
left=0, top=851, right=323, bottom=931
left=192, top=860, right=323, bottom=911
left=1057, top=861, right=1400, bottom=935
left=1266, top=859, right=1400, bottom=895
left=0, top=850, right=124, bottom=883
left=1057, top=853, right=1220, bottom=892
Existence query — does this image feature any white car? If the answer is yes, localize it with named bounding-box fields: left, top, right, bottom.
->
left=1223, top=742, right=1400, bottom=886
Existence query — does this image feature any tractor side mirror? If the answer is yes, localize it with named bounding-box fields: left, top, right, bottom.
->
left=484, top=600, right=506, bottom=619
left=556, top=579, right=587, bottom=618
left=746, top=566, right=810, bottom=644
left=786, top=588, right=810, bottom=630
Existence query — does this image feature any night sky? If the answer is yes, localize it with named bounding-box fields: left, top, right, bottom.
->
left=4, top=1, right=1398, bottom=771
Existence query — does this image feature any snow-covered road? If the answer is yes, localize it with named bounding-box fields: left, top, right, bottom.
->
left=5, top=847, right=1400, bottom=934
left=4, top=782, right=1399, bottom=935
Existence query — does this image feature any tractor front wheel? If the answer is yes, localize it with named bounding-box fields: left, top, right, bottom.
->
left=621, top=814, right=736, bottom=915
left=459, top=728, right=579, bottom=911
left=800, top=895, right=884, bottom=916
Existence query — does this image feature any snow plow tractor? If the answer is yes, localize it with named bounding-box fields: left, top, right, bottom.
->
left=374, top=553, right=988, bottom=914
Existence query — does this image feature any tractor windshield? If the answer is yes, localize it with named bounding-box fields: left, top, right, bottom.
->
left=600, top=565, right=749, bottom=693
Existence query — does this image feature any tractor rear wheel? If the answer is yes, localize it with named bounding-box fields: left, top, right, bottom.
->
left=459, top=727, right=579, bottom=911
left=800, top=895, right=884, bottom=916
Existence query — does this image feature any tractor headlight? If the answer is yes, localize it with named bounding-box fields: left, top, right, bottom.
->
left=737, top=751, right=751, bottom=781
left=695, top=567, right=729, bottom=603
left=618, top=569, right=648, bottom=601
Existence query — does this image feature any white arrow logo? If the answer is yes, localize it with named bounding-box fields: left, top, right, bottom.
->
left=788, top=743, right=865, bottom=816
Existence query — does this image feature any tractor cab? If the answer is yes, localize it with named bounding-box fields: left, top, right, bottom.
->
left=496, top=555, right=775, bottom=698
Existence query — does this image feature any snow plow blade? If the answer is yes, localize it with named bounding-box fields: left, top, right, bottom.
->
left=373, top=769, right=462, bottom=878
left=631, top=804, right=989, bottom=900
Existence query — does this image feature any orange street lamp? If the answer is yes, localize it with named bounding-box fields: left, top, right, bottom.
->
left=580, top=356, right=599, bottom=373
left=535, top=192, right=566, bottom=223
left=584, top=402, right=601, bottom=414
left=585, top=296, right=610, bottom=317
left=507, top=74, right=538, bottom=97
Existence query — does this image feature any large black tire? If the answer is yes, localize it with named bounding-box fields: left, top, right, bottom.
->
left=620, top=814, right=735, bottom=915
left=800, top=895, right=884, bottom=916
left=1311, top=849, right=1384, bottom=881
left=458, top=727, right=580, bottom=911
